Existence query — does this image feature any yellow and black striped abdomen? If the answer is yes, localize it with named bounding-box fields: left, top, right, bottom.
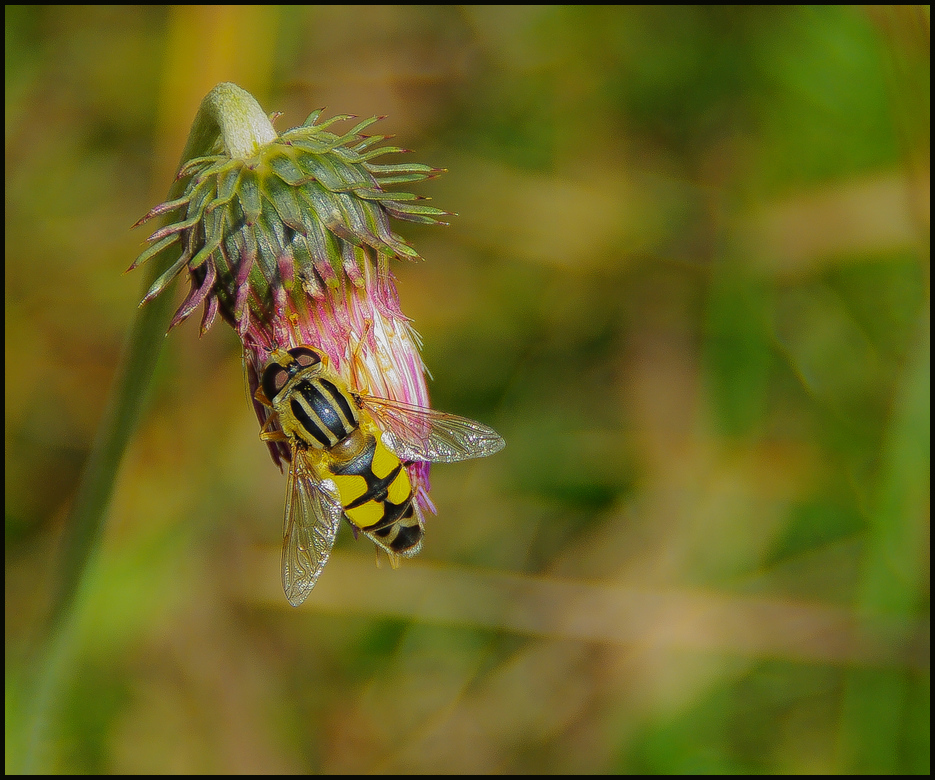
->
left=325, top=427, right=423, bottom=555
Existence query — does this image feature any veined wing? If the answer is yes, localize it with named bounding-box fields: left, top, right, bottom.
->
left=281, top=451, right=344, bottom=606
left=357, top=394, right=505, bottom=464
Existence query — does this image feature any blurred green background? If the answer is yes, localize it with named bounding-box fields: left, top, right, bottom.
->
left=5, top=5, right=929, bottom=774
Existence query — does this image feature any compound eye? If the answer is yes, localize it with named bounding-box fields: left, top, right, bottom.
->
left=261, top=363, right=291, bottom=403
left=288, top=346, right=322, bottom=369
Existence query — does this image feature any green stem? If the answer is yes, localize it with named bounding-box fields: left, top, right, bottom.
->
left=180, top=82, right=277, bottom=161
left=17, top=82, right=273, bottom=774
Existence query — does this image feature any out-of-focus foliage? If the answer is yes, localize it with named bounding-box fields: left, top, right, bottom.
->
left=5, top=5, right=928, bottom=774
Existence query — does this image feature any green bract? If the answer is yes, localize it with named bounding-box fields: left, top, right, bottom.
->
left=132, top=107, right=449, bottom=335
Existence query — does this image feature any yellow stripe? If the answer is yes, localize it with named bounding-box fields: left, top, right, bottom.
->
left=345, top=499, right=384, bottom=529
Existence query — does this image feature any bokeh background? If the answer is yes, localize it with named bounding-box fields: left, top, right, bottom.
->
left=5, top=6, right=929, bottom=773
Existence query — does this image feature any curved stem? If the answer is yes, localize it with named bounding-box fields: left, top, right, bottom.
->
left=17, top=82, right=274, bottom=774
left=183, top=82, right=277, bottom=162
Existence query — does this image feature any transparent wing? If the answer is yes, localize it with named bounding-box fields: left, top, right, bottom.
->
left=281, top=452, right=344, bottom=606
left=357, top=394, right=506, bottom=464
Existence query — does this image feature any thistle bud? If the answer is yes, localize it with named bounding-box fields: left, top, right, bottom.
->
left=132, top=83, right=450, bottom=510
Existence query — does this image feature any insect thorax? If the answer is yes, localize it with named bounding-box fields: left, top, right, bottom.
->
left=280, top=376, right=360, bottom=448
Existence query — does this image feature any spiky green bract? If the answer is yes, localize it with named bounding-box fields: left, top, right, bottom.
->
left=131, top=109, right=449, bottom=339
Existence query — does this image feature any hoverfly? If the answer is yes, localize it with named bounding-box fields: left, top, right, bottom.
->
left=255, top=345, right=505, bottom=606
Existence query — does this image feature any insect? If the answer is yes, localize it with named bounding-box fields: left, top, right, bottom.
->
left=255, top=344, right=505, bottom=606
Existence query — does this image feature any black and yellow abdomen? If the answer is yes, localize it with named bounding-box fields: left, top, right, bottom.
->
left=324, top=425, right=423, bottom=554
